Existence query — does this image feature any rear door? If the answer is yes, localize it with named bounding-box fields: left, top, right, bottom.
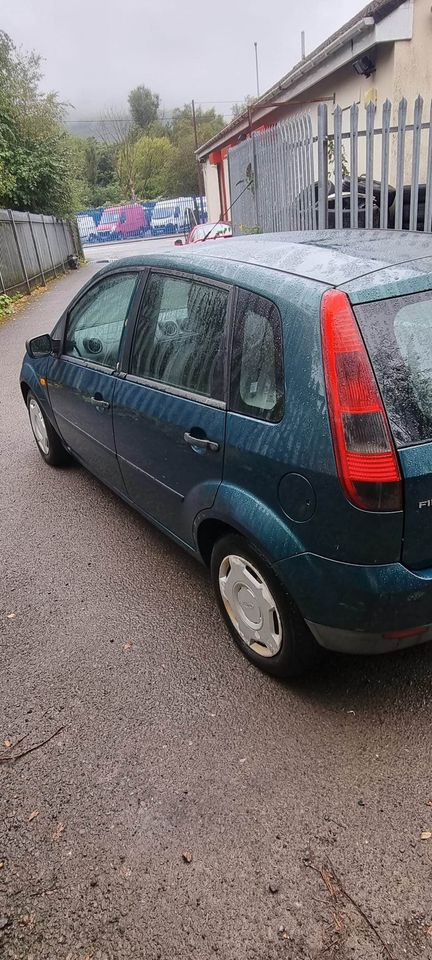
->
left=355, top=290, right=432, bottom=570
left=47, top=270, right=141, bottom=492
left=113, top=270, right=230, bottom=544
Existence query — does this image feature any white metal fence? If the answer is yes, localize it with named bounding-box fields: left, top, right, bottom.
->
left=227, top=96, right=432, bottom=236
left=0, top=210, right=80, bottom=297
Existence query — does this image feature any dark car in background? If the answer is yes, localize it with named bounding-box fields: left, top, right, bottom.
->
left=20, top=231, right=432, bottom=677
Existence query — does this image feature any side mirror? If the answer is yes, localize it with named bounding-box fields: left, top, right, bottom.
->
left=26, top=334, right=59, bottom=358
left=174, top=238, right=184, bottom=246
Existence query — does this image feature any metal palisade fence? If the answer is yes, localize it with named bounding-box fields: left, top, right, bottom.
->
left=228, top=115, right=317, bottom=235
left=227, top=96, right=432, bottom=236
left=0, top=210, right=81, bottom=297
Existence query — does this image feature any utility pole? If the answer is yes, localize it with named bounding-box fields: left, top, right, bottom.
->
left=254, top=42, right=260, bottom=98
left=191, top=99, right=205, bottom=215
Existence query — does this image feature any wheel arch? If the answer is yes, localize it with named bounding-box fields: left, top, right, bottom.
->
left=196, top=518, right=239, bottom=567
left=20, top=380, right=30, bottom=403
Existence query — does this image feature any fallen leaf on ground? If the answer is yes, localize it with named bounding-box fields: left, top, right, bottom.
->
left=52, top=822, right=65, bottom=842
left=18, top=914, right=34, bottom=926
left=28, top=810, right=39, bottom=822
left=182, top=851, right=193, bottom=863
left=3, top=740, right=12, bottom=749
left=420, top=831, right=432, bottom=840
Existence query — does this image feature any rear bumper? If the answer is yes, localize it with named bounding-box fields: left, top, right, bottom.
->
left=274, top=553, right=432, bottom=654
left=306, top=620, right=432, bottom=654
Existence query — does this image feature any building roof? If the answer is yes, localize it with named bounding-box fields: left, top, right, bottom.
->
left=196, top=0, right=406, bottom=159
left=103, top=230, right=432, bottom=290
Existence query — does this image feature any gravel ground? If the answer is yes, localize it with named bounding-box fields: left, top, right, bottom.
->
left=1, top=266, right=432, bottom=960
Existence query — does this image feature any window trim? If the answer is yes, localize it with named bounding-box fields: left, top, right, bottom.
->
left=126, top=374, right=226, bottom=409
left=122, top=267, right=234, bottom=405
left=229, top=285, right=285, bottom=424
left=59, top=268, right=145, bottom=372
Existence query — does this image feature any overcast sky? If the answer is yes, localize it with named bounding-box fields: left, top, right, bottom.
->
left=3, top=0, right=363, bottom=121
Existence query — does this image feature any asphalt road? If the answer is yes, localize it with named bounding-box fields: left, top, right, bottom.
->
left=1, top=266, right=432, bottom=960
left=83, top=235, right=179, bottom=262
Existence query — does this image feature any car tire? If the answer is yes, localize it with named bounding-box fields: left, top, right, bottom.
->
left=210, top=534, right=323, bottom=678
left=27, top=391, right=69, bottom=467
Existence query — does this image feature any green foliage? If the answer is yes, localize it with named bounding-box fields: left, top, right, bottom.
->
left=328, top=139, right=349, bottom=179
left=69, top=136, right=120, bottom=209
left=0, top=293, right=13, bottom=316
left=134, top=136, right=174, bottom=198
left=232, top=96, right=256, bottom=118
left=128, top=86, right=160, bottom=132
left=165, top=105, right=224, bottom=196
left=239, top=224, right=262, bottom=235
left=0, top=291, right=21, bottom=319
left=70, top=94, right=224, bottom=210
left=0, top=31, right=73, bottom=215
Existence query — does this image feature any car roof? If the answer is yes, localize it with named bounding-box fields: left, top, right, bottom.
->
left=98, top=230, right=432, bottom=297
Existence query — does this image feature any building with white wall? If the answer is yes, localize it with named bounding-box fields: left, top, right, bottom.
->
left=197, top=0, right=432, bottom=221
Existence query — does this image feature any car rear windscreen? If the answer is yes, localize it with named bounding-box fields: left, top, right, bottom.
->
left=354, top=291, right=432, bottom=447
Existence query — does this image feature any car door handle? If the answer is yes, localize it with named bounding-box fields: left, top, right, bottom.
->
left=184, top=432, right=220, bottom=453
left=90, top=395, right=110, bottom=410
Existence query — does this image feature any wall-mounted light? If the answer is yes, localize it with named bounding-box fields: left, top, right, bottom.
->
left=353, top=55, right=375, bottom=78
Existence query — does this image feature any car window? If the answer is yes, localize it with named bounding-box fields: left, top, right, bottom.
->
left=230, top=288, right=284, bottom=422
left=129, top=273, right=228, bottom=400
left=355, top=291, right=432, bottom=446
left=64, top=273, right=139, bottom=368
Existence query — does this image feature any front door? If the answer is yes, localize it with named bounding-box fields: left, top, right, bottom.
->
left=113, top=270, right=230, bottom=544
left=47, top=271, right=140, bottom=492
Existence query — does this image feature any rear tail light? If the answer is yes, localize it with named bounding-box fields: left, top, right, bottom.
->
left=321, top=290, right=402, bottom=511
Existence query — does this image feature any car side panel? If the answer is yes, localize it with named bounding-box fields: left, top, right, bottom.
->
left=20, top=357, right=60, bottom=431
left=222, top=275, right=403, bottom=565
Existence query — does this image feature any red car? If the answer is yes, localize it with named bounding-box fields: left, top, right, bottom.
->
left=175, top=222, right=232, bottom=245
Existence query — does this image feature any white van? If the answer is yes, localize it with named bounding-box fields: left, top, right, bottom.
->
left=150, top=197, right=206, bottom=236
left=76, top=214, right=97, bottom=244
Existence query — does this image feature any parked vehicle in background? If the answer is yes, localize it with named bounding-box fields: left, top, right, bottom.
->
left=21, top=231, right=432, bottom=678
left=176, top=222, right=232, bottom=245
left=151, top=197, right=207, bottom=235
left=76, top=214, right=97, bottom=244
left=94, top=204, right=148, bottom=242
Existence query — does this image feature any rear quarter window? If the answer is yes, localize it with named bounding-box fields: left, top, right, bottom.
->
left=355, top=291, right=432, bottom=446
left=230, top=288, right=284, bottom=422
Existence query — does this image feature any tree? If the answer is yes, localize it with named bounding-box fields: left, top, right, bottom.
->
left=98, top=107, right=137, bottom=199
left=134, top=136, right=174, bottom=198
left=68, top=136, right=120, bottom=210
left=231, top=95, right=256, bottom=118
left=128, top=86, right=160, bottom=132
left=0, top=31, right=73, bottom=215
left=166, top=105, right=224, bottom=196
